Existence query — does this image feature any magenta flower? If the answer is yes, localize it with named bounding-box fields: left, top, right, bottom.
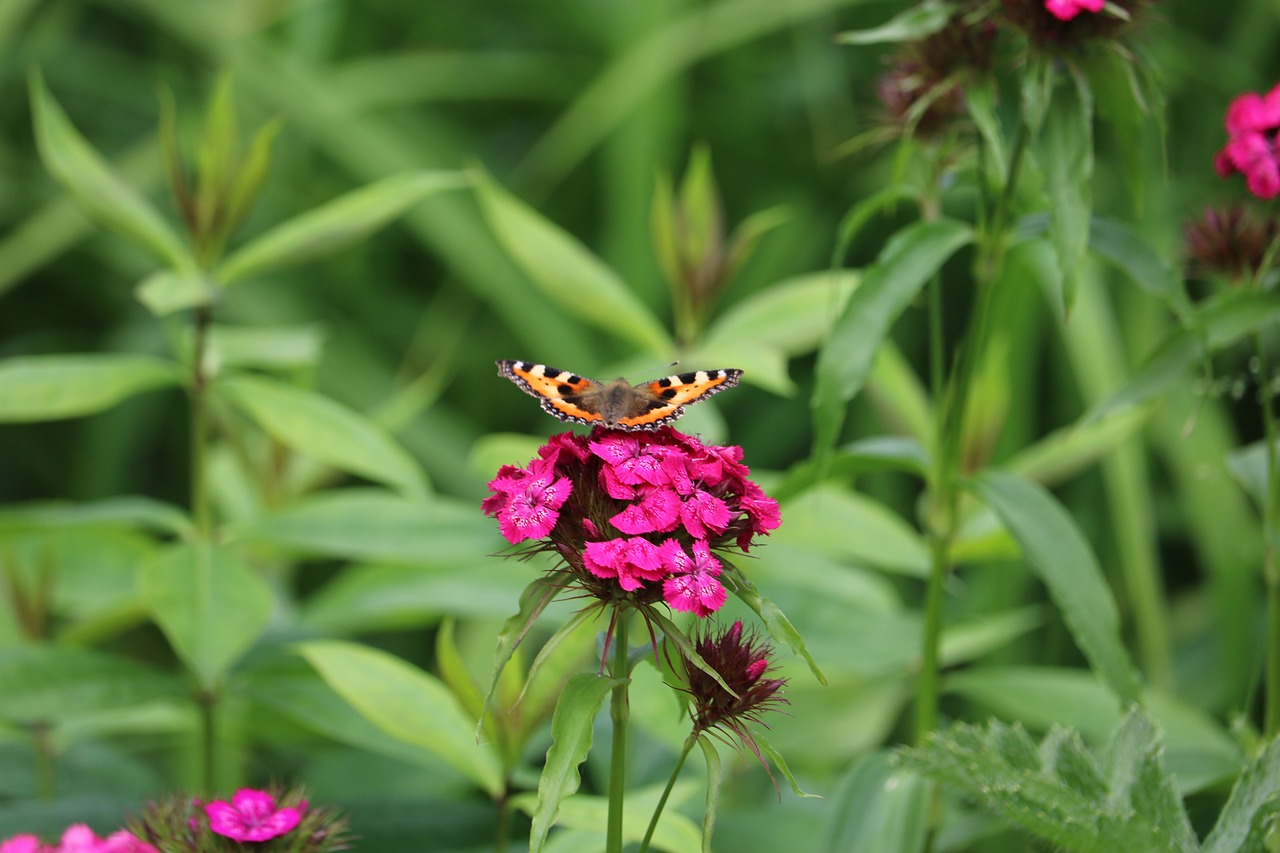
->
left=1216, top=82, right=1280, bottom=200
left=1043, top=0, right=1103, bottom=21
left=484, top=425, right=780, bottom=619
left=661, top=540, right=727, bottom=617
left=483, top=456, right=572, bottom=544
left=205, top=789, right=305, bottom=843
left=0, top=826, right=157, bottom=853
left=682, top=620, right=787, bottom=768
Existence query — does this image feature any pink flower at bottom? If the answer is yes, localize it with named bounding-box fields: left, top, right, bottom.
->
left=205, top=789, right=305, bottom=843
left=0, top=836, right=44, bottom=853
left=1043, top=0, right=1104, bottom=20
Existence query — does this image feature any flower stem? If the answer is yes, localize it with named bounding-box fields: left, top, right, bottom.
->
left=1254, top=329, right=1280, bottom=738
left=638, top=734, right=697, bottom=853
left=606, top=608, right=632, bottom=853
left=190, top=303, right=213, bottom=540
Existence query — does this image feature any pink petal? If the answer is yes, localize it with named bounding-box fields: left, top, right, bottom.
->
left=0, top=836, right=45, bottom=853
left=611, top=488, right=680, bottom=534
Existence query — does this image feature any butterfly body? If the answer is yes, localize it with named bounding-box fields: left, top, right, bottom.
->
left=497, top=360, right=742, bottom=431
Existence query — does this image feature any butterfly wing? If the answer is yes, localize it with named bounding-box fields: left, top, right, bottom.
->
left=496, top=360, right=606, bottom=426
left=613, top=368, right=743, bottom=430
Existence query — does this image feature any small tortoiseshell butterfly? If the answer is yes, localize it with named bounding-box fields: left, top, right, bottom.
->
left=497, top=360, right=742, bottom=431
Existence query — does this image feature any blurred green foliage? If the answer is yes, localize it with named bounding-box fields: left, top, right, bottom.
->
left=3, top=0, right=1280, bottom=851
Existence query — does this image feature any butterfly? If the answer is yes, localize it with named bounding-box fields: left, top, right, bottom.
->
left=497, top=360, right=743, bottom=431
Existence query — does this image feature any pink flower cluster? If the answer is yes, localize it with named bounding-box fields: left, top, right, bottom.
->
left=0, top=826, right=155, bottom=853
left=484, top=427, right=780, bottom=617
left=205, top=789, right=305, bottom=843
left=1215, top=82, right=1280, bottom=200
left=1043, top=0, right=1103, bottom=22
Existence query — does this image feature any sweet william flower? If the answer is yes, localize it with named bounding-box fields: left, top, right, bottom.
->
left=206, top=789, right=305, bottom=843
left=484, top=426, right=780, bottom=619
left=0, top=826, right=158, bottom=853
left=1184, top=204, right=1280, bottom=284
left=1216, top=83, right=1280, bottom=200
left=682, top=620, right=787, bottom=766
left=1044, top=0, right=1104, bottom=22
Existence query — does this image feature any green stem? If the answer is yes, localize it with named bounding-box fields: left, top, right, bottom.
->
left=494, top=788, right=511, bottom=853
left=32, top=720, right=54, bottom=800
left=1254, top=329, right=1280, bottom=737
left=638, top=734, right=697, bottom=853
left=198, top=687, right=217, bottom=793
left=606, top=608, right=632, bottom=853
left=916, top=121, right=1027, bottom=747
left=190, top=302, right=213, bottom=540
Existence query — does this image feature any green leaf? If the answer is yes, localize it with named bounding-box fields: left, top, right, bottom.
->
left=754, top=733, right=820, bottom=799
left=216, top=170, right=470, bottom=284
left=702, top=272, right=858, bottom=357
left=835, top=0, right=954, bottom=44
left=970, top=471, right=1141, bottom=704
left=1202, top=737, right=1280, bottom=853
left=1034, top=72, right=1093, bottom=315
left=966, top=79, right=1007, bottom=180
left=0, top=645, right=178, bottom=722
left=946, top=667, right=1242, bottom=794
left=222, top=117, right=283, bottom=239
left=1089, top=217, right=1191, bottom=323
left=811, top=218, right=972, bottom=465
left=821, top=751, right=928, bottom=853
left=140, top=542, right=273, bottom=688
left=529, top=672, right=620, bottom=853
left=725, top=567, right=828, bottom=686
left=1091, top=290, right=1280, bottom=420
left=475, top=174, right=672, bottom=355
left=232, top=489, right=497, bottom=562
left=1226, top=438, right=1278, bottom=509
left=298, top=639, right=503, bottom=796
left=0, top=496, right=192, bottom=540
left=698, top=736, right=723, bottom=853
left=777, top=485, right=931, bottom=577
left=216, top=375, right=428, bottom=500
left=195, top=72, right=238, bottom=244
left=900, top=711, right=1198, bottom=853
left=0, top=354, right=181, bottom=423
left=29, top=71, right=194, bottom=271
left=206, top=323, right=325, bottom=371
left=1019, top=54, right=1054, bottom=138
left=300, top=560, right=535, bottom=632
left=479, top=576, right=564, bottom=737
left=135, top=269, right=217, bottom=316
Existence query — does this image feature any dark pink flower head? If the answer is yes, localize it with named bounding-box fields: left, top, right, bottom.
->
left=1184, top=204, right=1280, bottom=284
left=681, top=621, right=788, bottom=771
left=0, top=836, right=45, bottom=853
left=1000, top=0, right=1147, bottom=46
left=1216, top=84, right=1280, bottom=201
left=484, top=426, right=780, bottom=618
left=1043, top=0, right=1103, bottom=21
left=0, top=826, right=159, bottom=853
left=484, top=456, right=572, bottom=544
left=206, top=788, right=305, bottom=843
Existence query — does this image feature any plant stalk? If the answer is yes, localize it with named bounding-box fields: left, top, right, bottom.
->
left=606, top=608, right=632, bottom=853
left=638, top=734, right=697, bottom=853
left=1254, top=329, right=1280, bottom=737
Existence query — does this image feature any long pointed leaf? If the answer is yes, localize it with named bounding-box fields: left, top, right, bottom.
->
left=475, top=175, right=672, bottom=355
left=970, top=471, right=1141, bottom=704
left=217, top=374, right=429, bottom=499
left=529, top=672, right=621, bottom=853
left=0, top=354, right=181, bottom=423
left=812, top=218, right=972, bottom=465
left=298, top=639, right=503, bottom=796
left=29, top=71, right=193, bottom=271
left=479, top=576, right=564, bottom=737
left=216, top=170, right=469, bottom=284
